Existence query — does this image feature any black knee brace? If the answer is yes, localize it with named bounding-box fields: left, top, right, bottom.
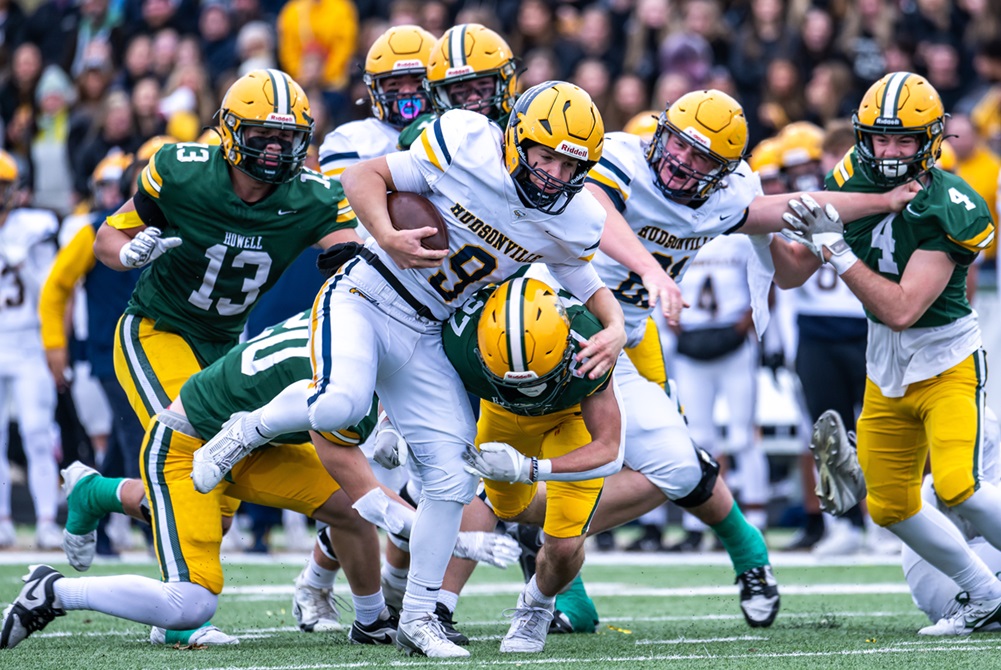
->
left=672, top=446, right=720, bottom=508
left=316, top=526, right=337, bottom=561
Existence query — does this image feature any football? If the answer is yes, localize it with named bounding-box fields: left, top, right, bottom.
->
left=387, top=191, right=450, bottom=251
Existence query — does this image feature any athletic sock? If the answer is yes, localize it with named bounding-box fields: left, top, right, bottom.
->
left=300, top=554, right=337, bottom=589
left=437, top=590, right=459, bottom=614
left=712, top=502, right=770, bottom=576
left=525, top=575, right=555, bottom=608
left=66, top=475, right=126, bottom=535
left=352, top=590, right=386, bottom=626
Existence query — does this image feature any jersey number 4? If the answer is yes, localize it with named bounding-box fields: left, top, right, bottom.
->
left=188, top=244, right=273, bottom=316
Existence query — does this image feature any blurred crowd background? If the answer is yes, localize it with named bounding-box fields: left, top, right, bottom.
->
left=3, top=0, right=1001, bottom=553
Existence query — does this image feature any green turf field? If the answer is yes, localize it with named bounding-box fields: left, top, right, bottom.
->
left=1, top=547, right=998, bottom=670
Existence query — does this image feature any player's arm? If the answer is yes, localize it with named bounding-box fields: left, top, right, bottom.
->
left=587, top=182, right=687, bottom=325
left=93, top=193, right=179, bottom=271
left=40, top=225, right=97, bottom=390
left=837, top=248, right=953, bottom=331
left=740, top=181, right=921, bottom=235
left=340, top=155, right=447, bottom=268
left=768, top=235, right=823, bottom=289
left=580, top=286, right=627, bottom=380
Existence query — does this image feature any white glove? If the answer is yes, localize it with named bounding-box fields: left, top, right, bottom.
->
left=782, top=194, right=858, bottom=274
left=371, top=413, right=407, bottom=470
left=463, top=442, right=534, bottom=484
left=452, top=530, right=521, bottom=568
left=119, top=226, right=182, bottom=268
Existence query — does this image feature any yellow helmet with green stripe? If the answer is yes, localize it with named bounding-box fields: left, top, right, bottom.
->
left=425, top=23, right=517, bottom=122
left=218, top=69, right=313, bottom=184
left=476, top=277, right=573, bottom=402
left=852, top=71, right=944, bottom=186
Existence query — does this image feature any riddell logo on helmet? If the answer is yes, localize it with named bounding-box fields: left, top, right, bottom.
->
left=874, top=117, right=902, bottom=126
left=393, top=59, right=423, bottom=70
left=266, top=113, right=297, bottom=124
left=682, top=127, right=712, bottom=149
left=445, top=65, right=474, bottom=77
left=556, top=140, right=589, bottom=159
left=503, top=371, right=540, bottom=382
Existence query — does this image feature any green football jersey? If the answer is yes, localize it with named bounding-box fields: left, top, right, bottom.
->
left=443, top=286, right=612, bottom=417
left=179, top=310, right=377, bottom=446
left=826, top=149, right=994, bottom=328
left=129, top=143, right=356, bottom=346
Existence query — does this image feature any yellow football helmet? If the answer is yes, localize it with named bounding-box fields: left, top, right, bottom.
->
left=218, top=69, right=313, bottom=184
left=0, top=150, right=19, bottom=210
left=623, top=110, right=660, bottom=142
left=365, top=25, right=435, bottom=129
left=852, top=71, right=945, bottom=186
left=91, top=152, right=133, bottom=208
left=504, top=80, right=603, bottom=215
left=137, top=135, right=177, bottom=162
left=779, top=121, right=824, bottom=168
left=646, top=89, right=747, bottom=202
left=425, top=23, right=517, bottom=122
left=477, top=277, right=574, bottom=411
left=748, top=136, right=783, bottom=178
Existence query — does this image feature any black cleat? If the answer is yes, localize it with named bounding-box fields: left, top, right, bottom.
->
left=434, top=603, right=468, bottom=646
left=348, top=607, right=397, bottom=645
left=737, top=565, right=780, bottom=628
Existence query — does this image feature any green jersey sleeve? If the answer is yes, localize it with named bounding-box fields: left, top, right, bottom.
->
left=443, top=286, right=613, bottom=417
left=179, top=310, right=378, bottom=444
left=128, top=144, right=357, bottom=344
left=397, top=113, right=437, bottom=150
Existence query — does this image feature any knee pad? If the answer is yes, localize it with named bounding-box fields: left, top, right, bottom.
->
left=161, top=582, right=217, bottom=630
left=307, top=386, right=370, bottom=434
left=672, top=447, right=720, bottom=509
left=317, top=526, right=337, bottom=561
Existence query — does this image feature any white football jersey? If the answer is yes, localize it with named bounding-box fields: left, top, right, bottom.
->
left=318, top=118, right=401, bottom=180
left=0, top=208, right=58, bottom=346
left=381, top=110, right=605, bottom=321
left=790, top=265, right=865, bottom=318
left=678, top=234, right=753, bottom=330
left=588, top=132, right=761, bottom=338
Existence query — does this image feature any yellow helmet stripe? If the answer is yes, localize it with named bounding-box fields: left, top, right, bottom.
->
left=505, top=277, right=528, bottom=373
left=266, top=68, right=290, bottom=115
left=879, top=72, right=910, bottom=121
left=449, top=24, right=468, bottom=67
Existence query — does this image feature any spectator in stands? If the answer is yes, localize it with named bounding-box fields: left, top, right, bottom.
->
left=946, top=113, right=1001, bottom=263
left=150, top=27, right=180, bottom=82
left=113, top=34, right=153, bottom=93
left=199, top=1, right=238, bottom=89
left=519, top=48, right=559, bottom=91
left=508, top=0, right=558, bottom=61
left=681, top=0, right=729, bottom=68
left=130, top=76, right=166, bottom=140
left=72, top=90, right=138, bottom=200
left=804, top=61, right=855, bottom=128
left=837, top=0, right=898, bottom=93
left=604, top=72, right=650, bottom=133
left=0, top=0, right=26, bottom=70
left=1, top=43, right=42, bottom=156
left=235, top=20, right=276, bottom=74
left=792, top=6, right=844, bottom=84
left=31, top=65, right=76, bottom=216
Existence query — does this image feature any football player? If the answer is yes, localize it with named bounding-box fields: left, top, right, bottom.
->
left=192, top=81, right=624, bottom=658
left=318, top=25, right=435, bottom=184
left=0, top=309, right=520, bottom=651
left=0, top=150, right=61, bottom=551
left=453, top=277, right=624, bottom=653
left=783, top=72, right=1001, bottom=636
left=582, top=89, right=920, bottom=628
left=92, top=68, right=361, bottom=431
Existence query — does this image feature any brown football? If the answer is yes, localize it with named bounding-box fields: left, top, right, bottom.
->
left=387, top=191, right=450, bottom=251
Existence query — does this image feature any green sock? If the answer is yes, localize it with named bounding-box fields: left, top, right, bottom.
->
left=554, top=574, right=599, bottom=633
left=712, top=502, right=770, bottom=576
left=65, top=474, right=126, bottom=535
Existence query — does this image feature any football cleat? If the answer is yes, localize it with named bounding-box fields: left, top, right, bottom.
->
left=500, top=592, right=555, bottom=653
left=150, top=622, right=239, bottom=645
left=810, top=410, right=867, bottom=516
left=292, top=566, right=345, bottom=633
left=811, top=519, right=864, bottom=557
left=737, top=565, right=780, bottom=628
left=0, top=564, right=66, bottom=649
left=396, top=612, right=469, bottom=658
left=35, top=522, right=63, bottom=551
left=548, top=610, right=575, bottom=634
left=349, top=607, right=398, bottom=645
left=0, top=519, right=15, bottom=548
left=434, top=603, right=468, bottom=646
left=918, top=593, right=1001, bottom=636
left=191, top=411, right=270, bottom=493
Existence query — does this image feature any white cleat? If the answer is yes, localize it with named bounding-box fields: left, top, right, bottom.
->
left=396, top=612, right=470, bottom=658
left=500, top=592, right=554, bottom=653
left=292, top=565, right=345, bottom=632
left=810, top=410, right=867, bottom=515
left=36, top=522, right=63, bottom=551
left=918, top=594, right=1001, bottom=636
left=737, top=565, right=781, bottom=628
left=191, top=412, right=269, bottom=493
left=0, top=519, right=15, bottom=548
left=150, top=623, right=239, bottom=645
left=0, top=564, right=65, bottom=649
left=811, top=519, right=864, bottom=557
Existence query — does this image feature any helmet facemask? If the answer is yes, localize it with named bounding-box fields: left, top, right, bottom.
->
left=647, top=120, right=736, bottom=203
left=508, top=139, right=592, bottom=215
left=365, top=71, right=429, bottom=128
left=852, top=120, right=943, bottom=187
left=221, top=112, right=312, bottom=184
left=426, top=63, right=516, bottom=123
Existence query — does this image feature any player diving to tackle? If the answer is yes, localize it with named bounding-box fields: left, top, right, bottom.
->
left=191, top=81, right=626, bottom=658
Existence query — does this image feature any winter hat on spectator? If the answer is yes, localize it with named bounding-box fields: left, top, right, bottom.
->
left=36, top=65, right=77, bottom=106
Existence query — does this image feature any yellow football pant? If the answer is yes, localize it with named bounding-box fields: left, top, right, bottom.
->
left=859, top=351, right=988, bottom=526
left=477, top=400, right=602, bottom=538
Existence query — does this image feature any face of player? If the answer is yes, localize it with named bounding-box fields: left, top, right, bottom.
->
left=525, top=145, right=580, bottom=192
left=94, top=181, right=122, bottom=210
left=244, top=126, right=296, bottom=169
left=381, top=73, right=426, bottom=121
left=871, top=134, right=921, bottom=160
left=446, top=75, right=497, bottom=115
left=784, top=161, right=824, bottom=192
left=657, top=132, right=719, bottom=197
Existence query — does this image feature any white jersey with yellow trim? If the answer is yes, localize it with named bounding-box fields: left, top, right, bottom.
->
left=381, top=109, right=606, bottom=321
left=318, top=118, right=401, bottom=180
left=0, top=208, right=58, bottom=348
left=587, top=131, right=761, bottom=342
left=678, top=234, right=754, bottom=330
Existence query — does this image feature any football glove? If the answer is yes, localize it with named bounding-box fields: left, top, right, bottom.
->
left=463, top=442, right=534, bottom=484
left=371, top=412, right=407, bottom=470
left=781, top=194, right=858, bottom=274
left=119, top=226, right=182, bottom=269
left=452, top=530, right=521, bottom=568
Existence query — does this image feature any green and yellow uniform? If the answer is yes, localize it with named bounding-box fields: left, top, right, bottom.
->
left=828, top=149, right=995, bottom=524
left=111, top=142, right=357, bottom=427
left=443, top=285, right=612, bottom=538
left=144, top=310, right=377, bottom=594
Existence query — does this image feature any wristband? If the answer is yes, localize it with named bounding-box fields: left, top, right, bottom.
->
left=536, top=459, right=553, bottom=481
left=826, top=240, right=859, bottom=275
